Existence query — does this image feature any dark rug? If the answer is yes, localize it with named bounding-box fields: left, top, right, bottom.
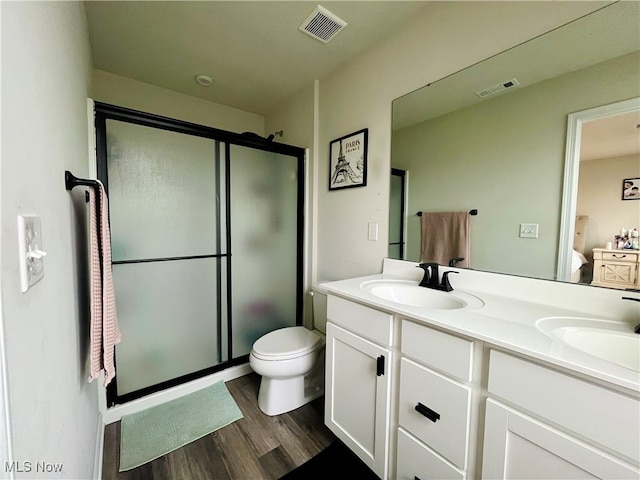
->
left=280, top=441, right=379, bottom=479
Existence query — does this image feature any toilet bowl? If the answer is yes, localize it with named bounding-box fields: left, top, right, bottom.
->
left=249, top=284, right=328, bottom=416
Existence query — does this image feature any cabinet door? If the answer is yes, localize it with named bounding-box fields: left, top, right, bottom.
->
left=325, top=322, right=392, bottom=479
left=593, top=260, right=638, bottom=288
left=482, top=399, right=638, bottom=480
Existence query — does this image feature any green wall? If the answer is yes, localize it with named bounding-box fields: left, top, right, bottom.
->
left=392, top=52, right=639, bottom=280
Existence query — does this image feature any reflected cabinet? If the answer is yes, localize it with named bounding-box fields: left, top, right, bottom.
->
left=592, top=248, right=639, bottom=290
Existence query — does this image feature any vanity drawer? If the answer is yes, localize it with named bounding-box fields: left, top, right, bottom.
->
left=327, top=295, right=393, bottom=346
left=600, top=251, right=639, bottom=262
left=397, top=428, right=465, bottom=480
left=399, top=357, right=471, bottom=469
left=488, top=350, right=640, bottom=463
left=401, top=320, right=473, bottom=382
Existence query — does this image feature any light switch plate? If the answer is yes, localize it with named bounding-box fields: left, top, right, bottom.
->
left=367, top=222, right=379, bottom=241
left=18, top=215, right=46, bottom=292
left=519, top=223, right=539, bottom=239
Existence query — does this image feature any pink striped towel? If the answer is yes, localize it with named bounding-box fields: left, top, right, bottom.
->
left=88, top=181, right=121, bottom=387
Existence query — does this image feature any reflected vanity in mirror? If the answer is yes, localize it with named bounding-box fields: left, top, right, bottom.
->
left=390, top=1, right=640, bottom=288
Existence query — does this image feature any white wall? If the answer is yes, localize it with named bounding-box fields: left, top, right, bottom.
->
left=92, top=69, right=265, bottom=135
left=1, top=2, right=99, bottom=478
left=282, top=1, right=608, bottom=281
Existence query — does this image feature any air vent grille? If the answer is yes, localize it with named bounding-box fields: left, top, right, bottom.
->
left=299, top=5, right=347, bottom=43
left=475, top=78, right=520, bottom=98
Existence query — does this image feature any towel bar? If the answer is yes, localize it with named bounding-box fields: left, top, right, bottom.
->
left=65, top=171, right=102, bottom=202
left=417, top=209, right=478, bottom=216
left=65, top=170, right=100, bottom=191
left=64, top=169, right=104, bottom=261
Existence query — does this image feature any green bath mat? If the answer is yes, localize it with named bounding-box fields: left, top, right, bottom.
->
left=119, top=381, right=243, bottom=471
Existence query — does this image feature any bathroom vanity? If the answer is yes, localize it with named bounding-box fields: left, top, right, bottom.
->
left=322, top=259, right=640, bottom=479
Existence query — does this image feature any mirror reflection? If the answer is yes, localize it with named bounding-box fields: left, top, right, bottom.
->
left=390, top=2, right=640, bottom=287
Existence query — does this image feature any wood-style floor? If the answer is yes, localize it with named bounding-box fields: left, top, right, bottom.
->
left=102, top=373, right=336, bottom=480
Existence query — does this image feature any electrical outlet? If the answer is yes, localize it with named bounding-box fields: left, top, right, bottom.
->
left=18, top=215, right=47, bottom=292
left=519, top=223, right=539, bottom=239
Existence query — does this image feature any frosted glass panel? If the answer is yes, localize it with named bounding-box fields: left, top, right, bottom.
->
left=106, top=120, right=221, bottom=261
left=230, top=145, right=298, bottom=357
left=113, top=258, right=225, bottom=395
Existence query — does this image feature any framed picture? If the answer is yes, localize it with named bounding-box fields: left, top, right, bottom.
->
left=329, top=128, right=368, bottom=190
left=622, top=177, right=640, bottom=200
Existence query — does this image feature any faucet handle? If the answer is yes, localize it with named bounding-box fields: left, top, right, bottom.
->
left=622, top=297, right=640, bottom=334
left=448, top=257, right=465, bottom=267
left=440, top=271, right=459, bottom=292
left=416, top=263, right=431, bottom=287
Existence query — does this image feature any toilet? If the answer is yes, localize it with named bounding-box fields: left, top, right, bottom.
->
left=249, top=284, right=327, bottom=416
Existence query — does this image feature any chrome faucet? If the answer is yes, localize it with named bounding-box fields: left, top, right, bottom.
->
left=416, top=263, right=459, bottom=292
left=621, top=296, right=640, bottom=334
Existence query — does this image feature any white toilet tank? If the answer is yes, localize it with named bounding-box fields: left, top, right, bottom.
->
left=311, top=282, right=328, bottom=334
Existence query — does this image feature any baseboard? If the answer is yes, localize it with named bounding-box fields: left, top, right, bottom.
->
left=93, top=413, right=104, bottom=480
left=102, top=363, right=253, bottom=424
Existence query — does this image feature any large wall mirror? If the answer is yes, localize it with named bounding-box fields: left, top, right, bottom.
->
left=390, top=1, right=640, bottom=288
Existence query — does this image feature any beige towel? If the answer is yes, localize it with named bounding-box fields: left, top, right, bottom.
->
left=420, top=211, right=470, bottom=268
left=88, top=182, right=121, bottom=387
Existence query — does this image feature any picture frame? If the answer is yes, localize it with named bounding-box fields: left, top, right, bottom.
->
left=622, top=177, right=640, bottom=200
left=329, top=128, right=368, bottom=191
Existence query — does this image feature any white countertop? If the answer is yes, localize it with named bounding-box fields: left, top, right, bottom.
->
left=322, top=270, right=640, bottom=393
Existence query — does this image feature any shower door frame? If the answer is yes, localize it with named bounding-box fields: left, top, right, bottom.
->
left=94, top=102, right=305, bottom=406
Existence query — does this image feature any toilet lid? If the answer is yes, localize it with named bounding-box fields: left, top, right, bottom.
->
left=252, top=326, right=323, bottom=360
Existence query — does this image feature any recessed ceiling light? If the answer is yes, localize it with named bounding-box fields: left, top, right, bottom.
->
left=195, top=74, right=213, bottom=87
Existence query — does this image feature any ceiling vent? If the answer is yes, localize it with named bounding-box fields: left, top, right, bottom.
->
left=299, top=5, right=347, bottom=44
left=475, top=78, right=520, bottom=98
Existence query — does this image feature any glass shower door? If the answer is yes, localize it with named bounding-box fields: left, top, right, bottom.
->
left=229, top=145, right=300, bottom=356
left=105, top=119, right=227, bottom=397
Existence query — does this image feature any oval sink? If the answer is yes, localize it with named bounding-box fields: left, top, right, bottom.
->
left=536, top=317, right=640, bottom=372
left=360, top=280, right=483, bottom=310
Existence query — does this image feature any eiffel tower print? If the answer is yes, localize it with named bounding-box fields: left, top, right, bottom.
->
left=330, top=140, right=362, bottom=187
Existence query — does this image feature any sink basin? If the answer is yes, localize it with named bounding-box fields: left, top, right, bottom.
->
left=360, top=279, right=483, bottom=310
left=536, top=317, right=640, bottom=372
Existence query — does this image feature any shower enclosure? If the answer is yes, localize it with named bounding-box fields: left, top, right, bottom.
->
left=94, top=103, right=304, bottom=406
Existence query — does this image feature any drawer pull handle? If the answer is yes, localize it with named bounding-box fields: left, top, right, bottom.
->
left=612, top=254, right=627, bottom=258
left=415, top=402, right=440, bottom=422
left=376, top=355, right=385, bottom=376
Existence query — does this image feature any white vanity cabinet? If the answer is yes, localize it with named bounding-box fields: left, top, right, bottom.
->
left=325, top=295, right=394, bottom=479
left=396, top=319, right=476, bottom=480
left=324, top=279, right=640, bottom=480
left=483, top=350, right=640, bottom=479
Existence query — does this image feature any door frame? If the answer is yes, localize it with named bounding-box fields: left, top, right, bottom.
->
left=557, top=97, right=640, bottom=281
left=94, top=102, right=306, bottom=406
left=389, top=168, right=407, bottom=259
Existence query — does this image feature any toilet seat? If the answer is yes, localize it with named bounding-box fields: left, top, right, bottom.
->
left=252, top=326, right=323, bottom=361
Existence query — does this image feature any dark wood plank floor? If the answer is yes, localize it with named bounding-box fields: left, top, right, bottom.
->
left=102, top=373, right=335, bottom=480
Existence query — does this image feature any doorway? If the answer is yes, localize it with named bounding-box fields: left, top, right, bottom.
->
left=558, top=97, right=640, bottom=282
left=389, top=168, right=407, bottom=259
